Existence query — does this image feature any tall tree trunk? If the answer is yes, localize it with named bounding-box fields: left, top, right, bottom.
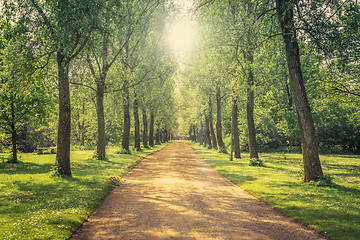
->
left=164, top=129, right=168, bottom=142
left=142, top=109, right=148, bottom=147
left=10, top=101, right=17, bottom=162
left=160, top=129, right=164, bottom=143
left=133, top=96, right=141, bottom=150
left=189, top=126, right=193, bottom=141
left=246, top=53, right=259, bottom=159
left=11, top=128, right=17, bottom=162
left=55, top=52, right=71, bottom=176
left=209, top=98, right=218, bottom=149
left=96, top=82, right=106, bottom=159
left=205, top=113, right=212, bottom=148
left=122, top=81, right=131, bottom=153
left=216, top=86, right=225, bottom=150
left=199, top=121, right=204, bottom=146
left=284, top=75, right=293, bottom=109
left=193, top=125, right=197, bottom=142
left=155, top=128, right=160, bottom=144
left=276, top=0, right=323, bottom=182
left=196, top=125, right=199, bottom=144
left=80, top=102, right=86, bottom=146
left=232, top=96, right=241, bottom=158
left=149, top=113, right=154, bottom=146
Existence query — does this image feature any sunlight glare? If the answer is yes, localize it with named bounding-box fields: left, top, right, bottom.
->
left=167, top=20, right=196, bottom=55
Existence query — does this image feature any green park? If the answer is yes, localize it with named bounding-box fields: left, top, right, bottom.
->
left=0, top=0, right=359, bottom=239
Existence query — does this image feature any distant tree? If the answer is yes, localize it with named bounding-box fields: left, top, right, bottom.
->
left=0, top=21, right=51, bottom=162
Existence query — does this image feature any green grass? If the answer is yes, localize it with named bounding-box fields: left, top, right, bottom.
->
left=189, top=142, right=360, bottom=240
left=0, top=143, right=168, bottom=240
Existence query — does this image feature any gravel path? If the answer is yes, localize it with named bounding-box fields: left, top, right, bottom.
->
left=70, top=141, right=328, bottom=240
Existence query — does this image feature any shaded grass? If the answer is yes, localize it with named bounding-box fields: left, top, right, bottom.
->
left=189, top=142, right=360, bottom=240
left=0, top=143, right=168, bottom=240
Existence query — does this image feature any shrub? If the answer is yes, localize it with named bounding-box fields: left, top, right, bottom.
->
left=249, top=158, right=264, bottom=166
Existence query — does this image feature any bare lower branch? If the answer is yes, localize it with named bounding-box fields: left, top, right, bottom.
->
left=70, top=81, right=96, bottom=92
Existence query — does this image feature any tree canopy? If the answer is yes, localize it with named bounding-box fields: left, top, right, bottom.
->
left=1, top=0, right=360, bottom=181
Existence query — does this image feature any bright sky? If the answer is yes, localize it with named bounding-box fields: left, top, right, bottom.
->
left=167, top=20, right=197, bottom=54
left=165, top=0, right=198, bottom=61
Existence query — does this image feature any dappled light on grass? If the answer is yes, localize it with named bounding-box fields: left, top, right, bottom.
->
left=189, top=142, right=360, bottom=240
left=70, top=141, right=324, bottom=240
left=0, top=144, right=168, bottom=239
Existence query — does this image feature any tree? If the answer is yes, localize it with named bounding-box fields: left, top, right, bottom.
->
left=133, top=94, right=141, bottom=150
left=276, top=0, right=323, bottom=182
left=19, top=0, right=100, bottom=176
left=81, top=0, right=162, bottom=158
left=0, top=20, right=51, bottom=162
left=231, top=94, right=241, bottom=159
left=216, top=84, right=225, bottom=151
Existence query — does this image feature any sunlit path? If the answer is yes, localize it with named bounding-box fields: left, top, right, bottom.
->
left=70, top=141, right=327, bottom=240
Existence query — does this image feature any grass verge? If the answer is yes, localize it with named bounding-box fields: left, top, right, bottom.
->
left=0, top=143, right=169, bottom=240
left=188, top=142, right=360, bottom=240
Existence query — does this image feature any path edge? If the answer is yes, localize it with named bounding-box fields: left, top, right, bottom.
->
left=186, top=141, right=332, bottom=240
left=67, top=142, right=172, bottom=240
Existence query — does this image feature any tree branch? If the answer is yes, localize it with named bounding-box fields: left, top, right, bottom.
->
left=28, top=0, right=56, bottom=38
left=70, top=81, right=96, bottom=92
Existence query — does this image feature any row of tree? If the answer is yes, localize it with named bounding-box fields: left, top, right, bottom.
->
left=177, top=0, right=360, bottom=182
left=0, top=0, right=177, bottom=176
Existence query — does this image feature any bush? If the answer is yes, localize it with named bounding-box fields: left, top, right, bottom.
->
left=218, top=147, right=228, bottom=154
left=249, top=158, right=264, bottom=166
left=117, top=148, right=132, bottom=155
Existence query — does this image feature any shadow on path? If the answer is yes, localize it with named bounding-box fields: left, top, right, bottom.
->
left=70, top=141, right=328, bottom=240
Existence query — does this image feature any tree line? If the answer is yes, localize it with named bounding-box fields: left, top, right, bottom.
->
left=177, top=0, right=360, bottom=182
left=1, top=0, right=360, bottom=182
left=0, top=0, right=177, bottom=176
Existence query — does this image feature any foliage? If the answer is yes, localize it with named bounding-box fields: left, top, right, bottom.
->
left=249, top=158, right=264, bottom=167
left=0, top=19, right=54, bottom=159
left=175, top=0, right=360, bottom=158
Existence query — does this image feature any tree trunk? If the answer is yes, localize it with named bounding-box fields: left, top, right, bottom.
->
left=216, top=86, right=225, bottom=150
left=55, top=52, right=72, bottom=176
left=149, top=113, right=154, bottom=146
left=193, top=125, right=197, bottom=142
left=133, top=96, right=141, bottom=151
left=142, top=109, right=148, bottom=147
left=155, top=128, right=160, bottom=144
left=189, top=126, right=193, bottom=141
left=205, top=113, right=212, bottom=148
left=276, top=0, right=323, bottom=182
left=164, top=129, right=168, bottom=142
left=196, top=126, right=199, bottom=144
left=284, top=75, right=293, bottom=109
left=209, top=98, right=218, bottom=149
left=96, top=82, right=106, bottom=159
left=232, top=96, right=241, bottom=158
left=80, top=102, right=86, bottom=146
left=246, top=53, right=259, bottom=159
left=199, top=121, right=204, bottom=146
left=122, top=82, right=131, bottom=153
left=10, top=102, right=17, bottom=162
left=160, top=129, right=164, bottom=143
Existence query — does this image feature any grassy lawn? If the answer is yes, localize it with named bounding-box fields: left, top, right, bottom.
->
left=189, top=142, right=360, bottom=240
left=0, top=143, right=168, bottom=240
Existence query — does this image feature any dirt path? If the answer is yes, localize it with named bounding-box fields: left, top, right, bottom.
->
left=70, top=141, right=328, bottom=240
